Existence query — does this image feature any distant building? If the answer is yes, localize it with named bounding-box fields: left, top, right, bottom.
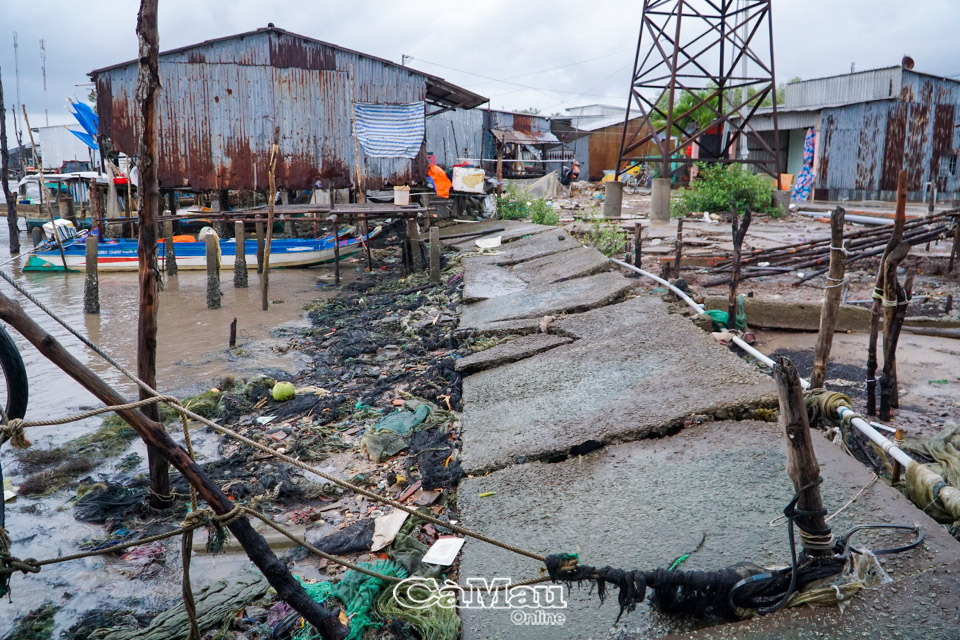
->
left=741, top=65, right=960, bottom=201
left=89, top=25, right=485, bottom=194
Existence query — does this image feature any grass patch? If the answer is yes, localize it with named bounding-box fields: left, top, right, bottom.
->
left=583, top=219, right=628, bottom=256
left=496, top=185, right=559, bottom=225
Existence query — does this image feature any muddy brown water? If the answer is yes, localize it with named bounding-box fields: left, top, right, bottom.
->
left=0, top=230, right=355, bottom=632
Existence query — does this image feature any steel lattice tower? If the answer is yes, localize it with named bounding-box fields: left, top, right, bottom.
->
left=616, top=0, right=781, bottom=181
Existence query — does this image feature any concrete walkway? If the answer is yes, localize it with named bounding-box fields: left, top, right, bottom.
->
left=452, top=220, right=960, bottom=639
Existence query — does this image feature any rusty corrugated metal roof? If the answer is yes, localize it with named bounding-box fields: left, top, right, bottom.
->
left=89, top=25, right=486, bottom=110
left=491, top=128, right=560, bottom=145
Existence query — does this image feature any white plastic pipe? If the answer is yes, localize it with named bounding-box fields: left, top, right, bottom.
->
left=610, top=257, right=810, bottom=389
left=609, top=257, right=921, bottom=465
left=795, top=210, right=892, bottom=226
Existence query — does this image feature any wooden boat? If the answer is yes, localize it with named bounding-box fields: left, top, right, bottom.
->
left=23, top=225, right=379, bottom=273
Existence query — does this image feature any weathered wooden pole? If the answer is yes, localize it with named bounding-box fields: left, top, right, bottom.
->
left=255, top=215, right=265, bottom=274
left=674, top=217, right=684, bottom=276
left=133, top=0, right=169, bottom=507
left=163, top=220, right=177, bottom=275
left=632, top=222, right=641, bottom=269
left=0, top=291, right=348, bottom=638
left=407, top=218, right=424, bottom=272
left=774, top=356, right=833, bottom=558
left=89, top=178, right=104, bottom=241
left=0, top=67, right=21, bottom=255
left=810, top=207, right=846, bottom=389
left=23, top=108, right=67, bottom=270
left=233, top=220, right=247, bottom=288
left=878, top=173, right=909, bottom=420
left=261, top=136, right=279, bottom=312
left=217, top=190, right=231, bottom=238
left=328, top=215, right=340, bottom=286
left=83, top=235, right=100, bottom=314
left=949, top=217, right=959, bottom=274
left=429, top=225, right=440, bottom=283
left=728, top=208, right=752, bottom=330
left=229, top=317, right=237, bottom=348
left=946, top=294, right=954, bottom=315
left=206, top=233, right=222, bottom=309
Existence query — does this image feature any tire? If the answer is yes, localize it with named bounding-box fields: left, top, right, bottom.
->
left=0, top=324, right=28, bottom=420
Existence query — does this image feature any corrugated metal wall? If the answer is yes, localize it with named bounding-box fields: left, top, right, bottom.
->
left=425, top=107, right=484, bottom=167
left=95, top=29, right=428, bottom=191
left=784, top=67, right=900, bottom=109
left=814, top=72, right=960, bottom=201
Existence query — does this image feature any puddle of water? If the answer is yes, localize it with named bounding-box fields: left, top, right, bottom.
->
left=0, top=229, right=360, bottom=630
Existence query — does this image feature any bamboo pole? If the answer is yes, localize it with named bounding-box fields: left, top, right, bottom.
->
left=261, top=136, right=278, bottom=311
left=810, top=207, right=846, bottom=389
left=0, top=290, right=347, bottom=638
left=134, top=0, right=168, bottom=507
left=23, top=108, right=67, bottom=270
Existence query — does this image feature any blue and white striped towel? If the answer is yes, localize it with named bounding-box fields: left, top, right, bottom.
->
left=354, top=102, right=425, bottom=158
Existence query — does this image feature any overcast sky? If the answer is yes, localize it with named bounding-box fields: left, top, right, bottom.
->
left=2, top=0, right=960, bottom=146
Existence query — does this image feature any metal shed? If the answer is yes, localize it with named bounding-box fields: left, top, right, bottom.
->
left=89, top=26, right=485, bottom=192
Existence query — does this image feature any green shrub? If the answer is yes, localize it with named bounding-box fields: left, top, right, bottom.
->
left=585, top=220, right=627, bottom=257
left=672, top=163, right=777, bottom=218
left=496, top=185, right=527, bottom=220
left=529, top=199, right=560, bottom=226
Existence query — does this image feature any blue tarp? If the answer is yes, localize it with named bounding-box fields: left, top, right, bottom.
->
left=70, top=100, right=99, bottom=139
left=67, top=128, right=98, bottom=150
left=354, top=102, right=425, bottom=159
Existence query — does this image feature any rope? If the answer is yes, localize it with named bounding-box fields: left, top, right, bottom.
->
left=0, top=419, right=31, bottom=449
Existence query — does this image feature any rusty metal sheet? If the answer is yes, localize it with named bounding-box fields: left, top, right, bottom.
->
left=930, top=104, right=955, bottom=182
left=881, top=103, right=908, bottom=191
left=93, top=29, right=431, bottom=191
left=817, top=113, right=834, bottom=189
left=903, top=103, right=930, bottom=190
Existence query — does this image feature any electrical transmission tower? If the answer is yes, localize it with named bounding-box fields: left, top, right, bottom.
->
left=615, top=0, right=781, bottom=193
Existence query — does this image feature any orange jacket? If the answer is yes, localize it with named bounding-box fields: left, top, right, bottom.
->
left=427, top=165, right=452, bottom=199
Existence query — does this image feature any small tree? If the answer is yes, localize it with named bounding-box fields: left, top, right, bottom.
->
left=672, top=162, right=777, bottom=217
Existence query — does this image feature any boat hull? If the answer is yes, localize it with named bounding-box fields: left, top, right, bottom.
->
left=23, top=236, right=369, bottom=273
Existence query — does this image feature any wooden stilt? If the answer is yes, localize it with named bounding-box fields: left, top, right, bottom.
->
left=674, top=217, right=684, bottom=276
left=429, top=226, right=440, bottom=283
left=261, top=134, right=279, bottom=312
left=255, top=215, right=265, bottom=274
left=163, top=220, right=178, bottom=275
left=84, top=236, right=100, bottom=315
left=206, top=234, right=222, bottom=310
left=634, top=222, right=642, bottom=269
left=810, top=207, right=846, bottom=389
left=134, top=0, right=169, bottom=508
left=728, top=208, right=752, bottom=330
left=233, top=220, right=248, bottom=288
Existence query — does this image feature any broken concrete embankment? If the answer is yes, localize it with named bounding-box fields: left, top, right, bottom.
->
left=451, top=220, right=960, bottom=639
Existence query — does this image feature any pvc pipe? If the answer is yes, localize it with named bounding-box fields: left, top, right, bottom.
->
left=838, top=407, right=914, bottom=468
left=609, top=257, right=810, bottom=389
left=609, top=258, right=924, bottom=468
left=795, top=210, right=892, bottom=226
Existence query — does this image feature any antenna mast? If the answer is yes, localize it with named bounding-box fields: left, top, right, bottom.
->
left=40, top=38, right=48, bottom=126
left=12, top=32, right=25, bottom=172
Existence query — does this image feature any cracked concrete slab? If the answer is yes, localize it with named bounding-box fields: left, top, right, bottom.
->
left=458, top=420, right=960, bottom=640
left=473, top=229, right=579, bottom=267
left=459, top=271, right=633, bottom=332
left=441, top=220, right=551, bottom=250
left=463, top=258, right=528, bottom=303
left=460, top=296, right=775, bottom=473
left=510, top=245, right=611, bottom=287
left=454, top=334, right=572, bottom=374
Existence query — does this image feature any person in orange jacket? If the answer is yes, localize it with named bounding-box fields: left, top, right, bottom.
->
left=427, top=164, right=452, bottom=198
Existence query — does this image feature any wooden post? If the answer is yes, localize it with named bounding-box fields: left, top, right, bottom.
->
left=329, top=215, right=341, bottom=286
left=261, top=135, right=279, bottom=312
left=134, top=0, right=169, bottom=508
left=774, top=356, right=833, bottom=558
left=361, top=218, right=373, bottom=272
left=229, top=317, right=237, bottom=348
left=206, top=233, right=222, bottom=309
left=407, top=218, right=423, bottom=271
left=429, top=225, right=440, bottom=283
left=0, top=68, right=21, bottom=255
left=949, top=218, right=959, bottom=274
left=233, top=220, right=248, bottom=288
left=89, top=179, right=104, bottom=241
left=634, top=222, right=642, bottom=269
left=891, top=427, right=905, bottom=483
left=810, top=207, right=846, bottom=389
left=83, top=235, right=100, bottom=315
left=674, top=217, right=684, bottom=276
left=255, top=215, right=265, bottom=274
left=946, top=294, right=954, bottom=315
left=879, top=173, right=909, bottom=420
left=163, top=220, right=177, bottom=275
left=0, top=290, right=348, bottom=638
left=496, top=140, right=504, bottom=196
left=728, top=208, right=752, bottom=330
left=218, top=190, right=231, bottom=238
left=23, top=108, right=67, bottom=270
